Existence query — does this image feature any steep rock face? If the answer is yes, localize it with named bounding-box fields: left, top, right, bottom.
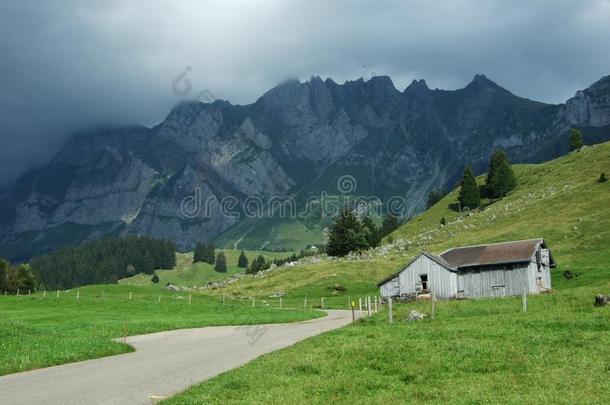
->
left=1, top=74, right=610, bottom=259
left=554, top=75, right=610, bottom=129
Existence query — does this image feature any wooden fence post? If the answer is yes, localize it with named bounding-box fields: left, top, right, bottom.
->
left=16, top=288, right=19, bottom=296
left=388, top=297, right=393, bottom=324
left=222, top=292, right=226, bottom=306
left=522, top=289, right=528, bottom=313
left=158, top=293, right=161, bottom=304
left=367, top=296, right=372, bottom=317
left=77, top=290, right=80, bottom=300
left=43, top=290, right=46, bottom=298
left=304, top=297, right=307, bottom=308
left=351, top=301, right=355, bottom=323
left=56, top=290, right=59, bottom=299
left=129, top=291, right=132, bottom=301
left=321, top=297, right=324, bottom=309
left=252, top=297, right=255, bottom=308
left=189, top=294, right=192, bottom=305
left=431, top=292, right=436, bottom=320
left=279, top=297, right=282, bottom=309
left=374, top=296, right=378, bottom=313
left=359, top=298, right=362, bottom=315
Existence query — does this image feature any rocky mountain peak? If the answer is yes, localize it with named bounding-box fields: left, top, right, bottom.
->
left=403, top=79, right=430, bottom=97
left=465, top=74, right=502, bottom=91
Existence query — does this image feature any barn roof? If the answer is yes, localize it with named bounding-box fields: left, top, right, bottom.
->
left=439, top=238, right=555, bottom=270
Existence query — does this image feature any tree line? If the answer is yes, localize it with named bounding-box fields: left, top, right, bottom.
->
left=0, top=259, right=39, bottom=294
left=30, top=236, right=176, bottom=289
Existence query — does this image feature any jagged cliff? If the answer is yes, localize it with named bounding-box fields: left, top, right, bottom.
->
left=1, top=74, right=609, bottom=259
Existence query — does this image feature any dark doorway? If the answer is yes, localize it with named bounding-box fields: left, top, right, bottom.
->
left=419, top=274, right=428, bottom=291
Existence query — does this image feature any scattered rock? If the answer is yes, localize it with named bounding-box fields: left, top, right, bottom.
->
left=405, top=310, right=427, bottom=322
left=165, top=283, right=181, bottom=292
left=268, top=291, right=286, bottom=298
left=594, top=294, right=609, bottom=307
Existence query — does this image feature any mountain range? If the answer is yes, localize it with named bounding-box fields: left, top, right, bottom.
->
left=1, top=73, right=610, bottom=260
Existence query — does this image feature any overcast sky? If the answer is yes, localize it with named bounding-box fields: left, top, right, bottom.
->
left=1, top=0, right=609, bottom=187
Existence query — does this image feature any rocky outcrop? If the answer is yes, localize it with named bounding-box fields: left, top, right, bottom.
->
left=1, top=74, right=610, bottom=260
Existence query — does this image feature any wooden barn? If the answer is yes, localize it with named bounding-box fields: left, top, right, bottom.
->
left=377, top=239, right=555, bottom=300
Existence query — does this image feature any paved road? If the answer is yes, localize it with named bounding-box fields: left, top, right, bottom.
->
left=0, top=310, right=355, bottom=405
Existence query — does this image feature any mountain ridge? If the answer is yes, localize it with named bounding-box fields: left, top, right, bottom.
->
left=1, top=74, right=610, bottom=260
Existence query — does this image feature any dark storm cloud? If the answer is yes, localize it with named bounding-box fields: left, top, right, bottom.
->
left=1, top=0, right=609, bottom=187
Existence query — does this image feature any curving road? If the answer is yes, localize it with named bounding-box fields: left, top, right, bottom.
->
left=0, top=310, right=355, bottom=405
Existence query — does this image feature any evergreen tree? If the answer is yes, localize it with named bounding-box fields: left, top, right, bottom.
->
left=151, top=273, right=159, bottom=283
left=361, top=216, right=381, bottom=248
left=599, top=172, right=608, bottom=183
left=485, top=150, right=517, bottom=198
left=0, top=259, right=8, bottom=292
left=247, top=255, right=270, bottom=274
left=193, top=242, right=205, bottom=263
left=214, top=251, right=227, bottom=273
left=327, top=208, right=368, bottom=257
left=380, top=215, right=401, bottom=237
left=569, top=128, right=584, bottom=151
left=426, top=189, right=447, bottom=209
left=237, top=250, right=249, bottom=268
left=458, top=165, right=480, bottom=209
left=203, top=244, right=216, bottom=265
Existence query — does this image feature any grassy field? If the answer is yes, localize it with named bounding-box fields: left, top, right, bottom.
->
left=0, top=284, right=321, bottom=376
left=166, top=288, right=610, bottom=404
left=164, top=143, right=610, bottom=403
left=120, top=249, right=292, bottom=288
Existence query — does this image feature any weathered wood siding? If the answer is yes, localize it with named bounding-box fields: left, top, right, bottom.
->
left=397, top=254, right=457, bottom=300
left=379, top=276, right=400, bottom=297
left=458, top=264, right=529, bottom=298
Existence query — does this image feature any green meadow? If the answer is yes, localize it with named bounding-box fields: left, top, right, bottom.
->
left=0, top=284, right=320, bottom=376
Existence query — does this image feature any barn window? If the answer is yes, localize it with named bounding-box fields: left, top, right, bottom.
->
left=419, top=274, right=428, bottom=292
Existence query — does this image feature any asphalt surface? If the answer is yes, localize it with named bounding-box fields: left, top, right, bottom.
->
left=0, top=310, right=355, bottom=405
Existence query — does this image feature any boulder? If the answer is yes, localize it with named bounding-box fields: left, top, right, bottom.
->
left=594, top=294, right=609, bottom=307
left=405, top=310, right=427, bottom=322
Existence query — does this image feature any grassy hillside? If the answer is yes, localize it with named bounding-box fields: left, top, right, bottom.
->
left=120, top=249, right=293, bottom=288
left=0, top=284, right=321, bottom=376
left=213, top=142, right=610, bottom=305
left=165, top=143, right=610, bottom=404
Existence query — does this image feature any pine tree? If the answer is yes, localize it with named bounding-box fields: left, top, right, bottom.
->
left=214, top=251, right=227, bottom=273
left=327, top=208, right=368, bottom=257
left=0, top=259, right=8, bottom=292
left=151, top=273, right=159, bottom=283
left=361, top=216, right=381, bottom=248
left=569, top=128, right=584, bottom=151
left=193, top=242, right=205, bottom=263
left=426, top=189, right=447, bottom=209
left=247, top=255, right=267, bottom=274
left=485, top=150, right=517, bottom=198
left=380, top=215, right=400, bottom=237
left=458, top=165, right=480, bottom=209
left=237, top=250, right=249, bottom=268
left=203, top=244, right=216, bottom=265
